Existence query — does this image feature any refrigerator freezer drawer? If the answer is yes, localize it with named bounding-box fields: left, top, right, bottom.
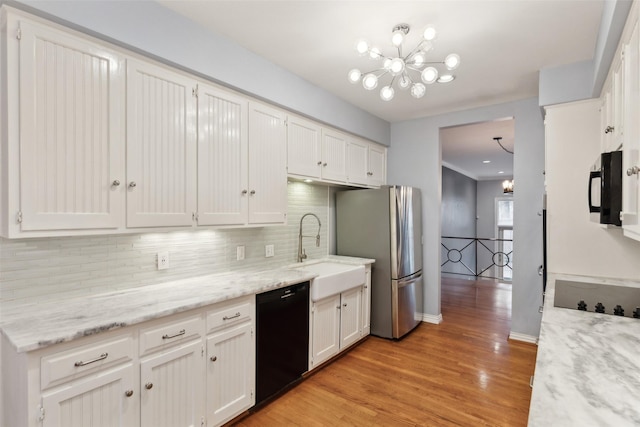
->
left=392, top=274, right=423, bottom=338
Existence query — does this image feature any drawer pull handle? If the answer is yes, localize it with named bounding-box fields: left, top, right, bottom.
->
left=145, top=382, right=153, bottom=390
left=125, top=390, right=134, bottom=397
left=74, top=352, right=108, bottom=367
left=162, top=329, right=186, bottom=340
left=223, top=312, right=241, bottom=321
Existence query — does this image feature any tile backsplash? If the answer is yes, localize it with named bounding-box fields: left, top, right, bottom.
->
left=0, top=182, right=331, bottom=307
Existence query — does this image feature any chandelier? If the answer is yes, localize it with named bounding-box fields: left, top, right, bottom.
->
left=348, top=23, right=460, bottom=101
left=503, top=180, right=514, bottom=194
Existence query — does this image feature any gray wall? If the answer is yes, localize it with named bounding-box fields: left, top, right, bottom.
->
left=11, top=0, right=390, bottom=145
left=388, top=97, right=544, bottom=339
left=441, top=167, right=477, bottom=276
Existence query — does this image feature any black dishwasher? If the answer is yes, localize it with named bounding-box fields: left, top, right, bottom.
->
left=255, top=281, right=309, bottom=405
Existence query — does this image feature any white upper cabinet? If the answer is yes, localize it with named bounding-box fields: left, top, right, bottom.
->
left=346, top=138, right=387, bottom=187
left=126, top=59, right=197, bottom=228
left=14, top=18, right=126, bottom=232
left=287, top=115, right=322, bottom=178
left=623, top=21, right=640, bottom=241
left=248, top=102, right=287, bottom=224
left=197, top=85, right=249, bottom=226
left=320, top=128, right=349, bottom=183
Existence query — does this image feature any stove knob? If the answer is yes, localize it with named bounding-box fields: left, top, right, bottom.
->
left=613, top=305, right=625, bottom=316
left=577, top=300, right=587, bottom=311
left=633, top=307, right=640, bottom=319
left=595, top=302, right=606, bottom=314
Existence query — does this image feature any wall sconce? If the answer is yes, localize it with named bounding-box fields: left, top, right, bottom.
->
left=503, top=180, right=514, bottom=194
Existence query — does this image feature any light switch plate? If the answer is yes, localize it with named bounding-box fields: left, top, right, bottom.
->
left=236, top=245, right=245, bottom=261
left=265, top=244, right=275, bottom=257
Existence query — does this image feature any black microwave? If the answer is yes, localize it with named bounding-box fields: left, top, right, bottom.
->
left=588, top=150, right=622, bottom=226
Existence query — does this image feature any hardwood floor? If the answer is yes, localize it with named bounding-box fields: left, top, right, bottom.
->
left=235, top=277, right=538, bottom=426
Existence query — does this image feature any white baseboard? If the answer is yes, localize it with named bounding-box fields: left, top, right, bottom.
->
left=509, top=331, right=538, bottom=344
left=421, top=313, right=443, bottom=324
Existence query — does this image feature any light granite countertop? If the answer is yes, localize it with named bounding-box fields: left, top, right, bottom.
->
left=0, top=255, right=374, bottom=353
left=528, top=274, right=640, bottom=426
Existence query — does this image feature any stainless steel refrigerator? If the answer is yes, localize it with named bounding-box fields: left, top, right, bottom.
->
left=336, top=186, right=423, bottom=339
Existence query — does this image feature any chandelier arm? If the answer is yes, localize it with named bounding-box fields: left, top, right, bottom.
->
left=405, top=65, right=426, bottom=73
left=402, top=40, right=427, bottom=62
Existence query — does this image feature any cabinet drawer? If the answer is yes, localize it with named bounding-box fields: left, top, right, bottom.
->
left=206, top=296, right=254, bottom=333
left=41, top=335, right=134, bottom=390
left=139, top=314, right=204, bottom=357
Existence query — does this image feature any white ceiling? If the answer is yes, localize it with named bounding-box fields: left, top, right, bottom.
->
left=158, top=0, right=604, bottom=178
left=441, top=118, right=515, bottom=180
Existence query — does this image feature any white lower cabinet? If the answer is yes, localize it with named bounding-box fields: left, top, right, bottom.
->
left=5, top=296, right=255, bottom=427
left=362, top=267, right=372, bottom=336
left=310, top=286, right=363, bottom=370
left=140, top=340, right=205, bottom=427
left=41, top=363, right=137, bottom=427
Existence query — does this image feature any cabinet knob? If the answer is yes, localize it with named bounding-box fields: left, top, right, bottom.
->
left=145, top=382, right=153, bottom=390
left=317, top=161, right=322, bottom=165
left=323, top=163, right=327, bottom=167
left=336, top=306, right=341, bottom=310
left=210, top=356, right=217, bottom=362
left=343, top=303, right=347, bottom=307
left=124, top=390, right=134, bottom=397
left=242, top=189, right=248, bottom=195
left=367, top=172, right=373, bottom=176
left=250, top=190, right=256, bottom=195
left=128, top=182, right=137, bottom=189
left=627, top=166, right=639, bottom=176
left=112, top=180, right=121, bottom=187
left=604, top=125, right=615, bottom=134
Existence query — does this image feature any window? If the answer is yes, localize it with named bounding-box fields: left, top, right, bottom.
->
left=495, top=197, right=513, bottom=281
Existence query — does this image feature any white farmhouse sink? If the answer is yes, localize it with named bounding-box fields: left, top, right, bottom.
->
left=296, top=262, right=366, bottom=301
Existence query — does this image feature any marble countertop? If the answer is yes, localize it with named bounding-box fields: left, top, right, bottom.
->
left=0, top=255, right=374, bottom=353
left=528, top=274, right=640, bottom=426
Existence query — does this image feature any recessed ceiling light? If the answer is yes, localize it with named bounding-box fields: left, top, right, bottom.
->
left=482, top=160, right=491, bottom=164
left=498, top=171, right=505, bottom=174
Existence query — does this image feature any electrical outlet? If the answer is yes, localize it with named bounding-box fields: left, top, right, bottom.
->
left=157, top=251, right=169, bottom=270
left=265, top=244, right=275, bottom=258
left=236, top=245, right=245, bottom=261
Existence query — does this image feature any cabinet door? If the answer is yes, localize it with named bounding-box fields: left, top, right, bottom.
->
left=197, top=85, right=248, bottom=226
left=310, top=294, right=340, bottom=369
left=623, top=21, right=640, bottom=240
left=340, top=287, right=363, bottom=349
left=368, top=144, right=387, bottom=187
left=287, top=116, right=322, bottom=178
left=140, top=340, right=204, bottom=427
left=206, top=322, right=254, bottom=427
left=247, top=102, right=287, bottom=224
left=612, top=55, right=625, bottom=150
left=18, top=20, right=125, bottom=231
left=320, top=129, right=348, bottom=182
left=126, top=59, right=197, bottom=228
left=346, top=139, right=369, bottom=186
left=42, top=364, right=137, bottom=427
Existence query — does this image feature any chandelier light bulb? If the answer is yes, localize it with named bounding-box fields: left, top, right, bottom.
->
left=398, top=75, right=411, bottom=90
left=369, top=47, right=382, bottom=60
left=421, top=66, right=438, bottom=84
left=437, top=74, right=455, bottom=83
left=380, top=86, right=395, bottom=101
left=355, top=39, right=369, bottom=55
left=362, top=73, right=379, bottom=90
left=389, top=58, right=405, bottom=76
left=445, top=53, right=461, bottom=70
left=423, top=26, right=437, bottom=41
left=410, top=83, right=426, bottom=98
left=391, top=30, right=405, bottom=47
left=348, top=69, right=362, bottom=84
left=411, top=52, right=426, bottom=67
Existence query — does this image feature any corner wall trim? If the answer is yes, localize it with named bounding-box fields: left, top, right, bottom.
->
left=508, top=331, right=539, bottom=344
left=421, top=313, right=443, bottom=325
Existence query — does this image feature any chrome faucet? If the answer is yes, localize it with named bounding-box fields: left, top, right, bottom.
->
left=298, top=213, right=321, bottom=262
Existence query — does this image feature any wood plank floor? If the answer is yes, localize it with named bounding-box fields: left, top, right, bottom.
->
left=235, top=277, right=538, bottom=426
